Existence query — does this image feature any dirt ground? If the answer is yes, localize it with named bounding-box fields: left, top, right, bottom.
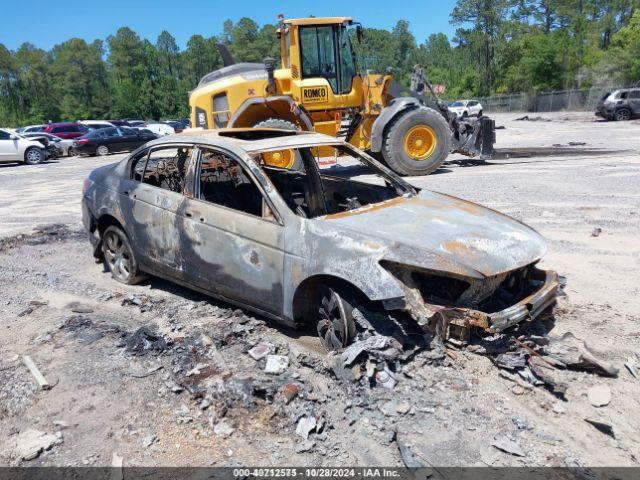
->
left=1, top=111, right=639, bottom=468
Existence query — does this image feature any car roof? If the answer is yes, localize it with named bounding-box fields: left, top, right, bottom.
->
left=47, top=122, right=79, bottom=127
left=145, top=128, right=344, bottom=154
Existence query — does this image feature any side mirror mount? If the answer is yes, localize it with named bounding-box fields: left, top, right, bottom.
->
left=9, top=134, right=17, bottom=140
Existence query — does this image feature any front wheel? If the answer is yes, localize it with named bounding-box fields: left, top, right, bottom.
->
left=478, top=110, right=483, bottom=117
left=382, top=107, right=451, bottom=176
left=24, top=147, right=44, bottom=165
left=315, top=286, right=357, bottom=351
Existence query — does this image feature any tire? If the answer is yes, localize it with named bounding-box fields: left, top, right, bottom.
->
left=24, top=147, right=44, bottom=165
left=67, top=147, right=76, bottom=157
left=478, top=110, right=483, bottom=117
left=382, top=107, right=451, bottom=176
left=254, top=118, right=303, bottom=170
left=101, top=226, right=147, bottom=285
left=614, top=108, right=631, bottom=121
left=462, top=111, right=469, bottom=118
left=96, top=145, right=109, bottom=156
left=315, top=285, right=357, bottom=351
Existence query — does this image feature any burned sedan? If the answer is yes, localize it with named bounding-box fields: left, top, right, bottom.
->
left=82, top=129, right=558, bottom=350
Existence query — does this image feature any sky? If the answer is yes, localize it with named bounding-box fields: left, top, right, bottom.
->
left=1, top=0, right=459, bottom=51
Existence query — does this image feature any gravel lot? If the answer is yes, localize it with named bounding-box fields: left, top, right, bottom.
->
left=1, top=112, right=639, bottom=468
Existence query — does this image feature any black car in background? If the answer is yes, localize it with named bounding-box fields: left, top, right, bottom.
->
left=73, top=127, right=158, bottom=156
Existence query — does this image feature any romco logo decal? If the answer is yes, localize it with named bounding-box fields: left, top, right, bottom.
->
left=302, top=86, right=328, bottom=104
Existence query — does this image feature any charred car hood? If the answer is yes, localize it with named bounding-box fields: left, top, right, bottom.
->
left=321, top=191, right=547, bottom=279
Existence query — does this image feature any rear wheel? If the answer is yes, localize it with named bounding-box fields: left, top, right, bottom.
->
left=101, top=226, right=146, bottom=284
left=315, top=286, right=357, bottom=351
left=382, top=107, right=451, bottom=176
left=614, top=108, right=631, bottom=121
left=96, top=145, right=109, bottom=156
left=253, top=118, right=303, bottom=170
left=24, top=147, right=44, bottom=165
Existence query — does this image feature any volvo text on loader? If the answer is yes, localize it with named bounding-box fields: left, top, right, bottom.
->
left=189, top=17, right=495, bottom=176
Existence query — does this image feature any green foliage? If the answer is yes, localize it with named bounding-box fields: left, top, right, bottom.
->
left=1, top=6, right=639, bottom=127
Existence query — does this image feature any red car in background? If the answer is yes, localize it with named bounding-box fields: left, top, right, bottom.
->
left=44, top=122, right=89, bottom=139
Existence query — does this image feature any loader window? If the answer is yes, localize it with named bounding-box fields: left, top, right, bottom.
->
left=299, top=26, right=338, bottom=92
left=338, top=26, right=357, bottom=93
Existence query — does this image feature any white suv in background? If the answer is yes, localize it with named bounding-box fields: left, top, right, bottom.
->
left=448, top=99, right=484, bottom=118
left=0, top=128, right=46, bottom=165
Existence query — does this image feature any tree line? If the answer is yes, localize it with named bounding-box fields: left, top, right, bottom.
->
left=1, top=1, right=639, bottom=127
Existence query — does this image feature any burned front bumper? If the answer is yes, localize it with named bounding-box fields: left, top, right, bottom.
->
left=390, top=266, right=559, bottom=343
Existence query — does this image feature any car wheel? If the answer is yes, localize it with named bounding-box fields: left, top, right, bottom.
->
left=253, top=118, right=303, bottom=170
left=478, top=110, right=483, bottom=117
left=316, top=285, right=357, bottom=351
left=382, top=107, right=451, bottom=176
left=462, top=111, right=469, bottom=118
left=96, top=145, right=109, bottom=156
left=24, top=147, right=44, bottom=165
left=67, top=147, right=76, bottom=157
left=101, top=226, right=146, bottom=285
left=614, top=108, right=631, bottom=121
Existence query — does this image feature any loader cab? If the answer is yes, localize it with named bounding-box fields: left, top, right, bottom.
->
left=279, top=18, right=363, bottom=110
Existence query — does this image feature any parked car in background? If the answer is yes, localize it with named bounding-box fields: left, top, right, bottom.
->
left=137, top=122, right=174, bottom=136
left=79, top=120, right=116, bottom=131
left=16, top=124, right=46, bottom=134
left=163, top=120, right=184, bottom=133
left=22, top=132, right=74, bottom=156
left=73, top=126, right=158, bottom=156
left=165, top=118, right=190, bottom=129
left=595, top=88, right=640, bottom=121
left=108, top=120, right=131, bottom=127
left=448, top=100, right=483, bottom=118
left=44, top=122, right=88, bottom=139
left=0, top=128, right=47, bottom=164
left=126, top=120, right=146, bottom=128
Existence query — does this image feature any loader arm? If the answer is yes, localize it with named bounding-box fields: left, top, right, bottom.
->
left=388, top=65, right=496, bottom=159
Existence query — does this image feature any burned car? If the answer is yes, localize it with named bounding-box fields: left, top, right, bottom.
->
left=81, top=129, right=558, bottom=350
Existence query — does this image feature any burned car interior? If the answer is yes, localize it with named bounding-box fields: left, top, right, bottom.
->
left=130, top=138, right=412, bottom=221
left=257, top=145, right=410, bottom=218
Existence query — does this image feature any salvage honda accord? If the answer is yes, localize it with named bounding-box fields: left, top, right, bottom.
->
left=82, top=128, right=558, bottom=350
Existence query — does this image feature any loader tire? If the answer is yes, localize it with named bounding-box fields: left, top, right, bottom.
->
left=382, top=107, right=451, bottom=176
left=254, top=118, right=303, bottom=170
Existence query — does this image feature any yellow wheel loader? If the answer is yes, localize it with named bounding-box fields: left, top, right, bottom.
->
left=189, top=17, right=495, bottom=176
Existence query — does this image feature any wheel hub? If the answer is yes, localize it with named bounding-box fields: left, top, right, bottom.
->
left=261, top=149, right=294, bottom=169
left=403, top=125, right=437, bottom=160
left=316, top=289, right=349, bottom=351
left=104, top=232, right=130, bottom=281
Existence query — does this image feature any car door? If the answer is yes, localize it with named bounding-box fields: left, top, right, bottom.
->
left=0, top=130, right=21, bottom=161
left=180, top=146, right=285, bottom=315
left=121, top=145, right=195, bottom=276
left=628, top=90, right=640, bottom=116
left=120, top=127, right=142, bottom=150
left=103, top=128, right=124, bottom=151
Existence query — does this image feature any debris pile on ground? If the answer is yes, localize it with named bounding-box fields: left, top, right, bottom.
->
left=6, top=428, right=63, bottom=461
left=491, top=331, right=618, bottom=396
left=0, top=224, right=84, bottom=254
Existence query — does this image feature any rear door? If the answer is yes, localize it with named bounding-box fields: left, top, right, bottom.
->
left=122, top=145, right=195, bottom=277
left=181, top=146, right=285, bottom=315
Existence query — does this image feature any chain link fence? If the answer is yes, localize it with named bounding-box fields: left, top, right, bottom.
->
left=477, top=86, right=625, bottom=113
